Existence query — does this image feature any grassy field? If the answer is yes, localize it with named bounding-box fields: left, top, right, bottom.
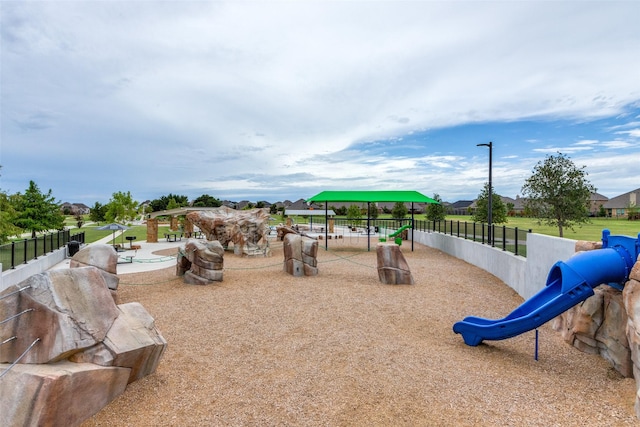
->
left=285, top=213, right=640, bottom=242
left=441, top=215, right=640, bottom=242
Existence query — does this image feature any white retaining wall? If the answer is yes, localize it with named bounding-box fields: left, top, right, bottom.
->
left=412, top=230, right=577, bottom=300
left=0, top=247, right=68, bottom=293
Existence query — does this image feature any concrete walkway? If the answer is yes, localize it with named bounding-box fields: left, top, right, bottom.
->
left=51, top=230, right=184, bottom=274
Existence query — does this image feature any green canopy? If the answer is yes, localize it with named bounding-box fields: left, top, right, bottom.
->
left=306, top=190, right=438, bottom=252
left=307, top=190, right=439, bottom=204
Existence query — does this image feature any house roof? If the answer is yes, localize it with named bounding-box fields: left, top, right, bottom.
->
left=307, top=190, right=438, bottom=204
left=449, top=200, right=474, bottom=209
left=603, top=188, right=640, bottom=209
left=285, top=209, right=336, bottom=216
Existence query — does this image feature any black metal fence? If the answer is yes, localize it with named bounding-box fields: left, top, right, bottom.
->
left=308, top=217, right=531, bottom=257
left=0, top=230, right=85, bottom=272
left=414, top=219, right=531, bottom=256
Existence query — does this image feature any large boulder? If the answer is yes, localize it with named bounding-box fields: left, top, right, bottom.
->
left=0, top=267, right=119, bottom=364
left=283, top=234, right=318, bottom=277
left=0, top=361, right=130, bottom=427
left=0, top=259, right=167, bottom=426
left=70, top=302, right=167, bottom=383
left=553, top=286, right=632, bottom=376
left=376, top=243, right=414, bottom=285
left=70, top=243, right=120, bottom=291
left=177, top=239, right=225, bottom=285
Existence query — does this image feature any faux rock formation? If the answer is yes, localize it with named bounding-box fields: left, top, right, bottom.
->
left=283, top=234, right=318, bottom=277
left=176, top=239, right=225, bottom=285
left=0, top=361, right=130, bottom=427
left=376, top=242, right=414, bottom=285
left=0, top=267, right=119, bottom=364
left=0, top=268, right=167, bottom=426
left=623, top=262, right=640, bottom=418
left=70, top=243, right=120, bottom=292
left=186, top=207, right=271, bottom=256
left=69, top=302, right=167, bottom=383
left=277, top=225, right=299, bottom=241
left=551, top=239, right=640, bottom=418
left=553, top=285, right=632, bottom=377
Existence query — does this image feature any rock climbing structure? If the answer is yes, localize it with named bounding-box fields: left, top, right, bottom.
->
left=0, top=245, right=166, bottom=426
left=186, top=207, right=271, bottom=256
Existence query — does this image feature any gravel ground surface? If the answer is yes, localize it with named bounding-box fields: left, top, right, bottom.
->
left=83, top=238, right=637, bottom=426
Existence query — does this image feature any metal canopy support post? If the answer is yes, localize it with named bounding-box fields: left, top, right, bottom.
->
left=411, top=202, right=415, bottom=251
left=367, top=202, right=371, bottom=252
left=324, top=201, right=328, bottom=251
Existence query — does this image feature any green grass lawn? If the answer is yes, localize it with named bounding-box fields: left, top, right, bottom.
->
left=75, top=224, right=175, bottom=245
left=444, top=215, right=640, bottom=241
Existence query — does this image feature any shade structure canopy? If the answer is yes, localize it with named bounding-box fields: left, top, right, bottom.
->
left=306, top=190, right=438, bottom=251
left=96, top=223, right=130, bottom=231
left=307, top=190, right=439, bottom=204
left=96, top=223, right=129, bottom=248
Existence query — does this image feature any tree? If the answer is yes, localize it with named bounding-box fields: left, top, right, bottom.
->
left=346, top=204, right=362, bottom=225
left=149, top=194, right=189, bottom=212
left=425, top=194, right=446, bottom=221
left=367, top=203, right=379, bottom=219
left=166, top=197, right=180, bottom=210
left=74, top=212, right=84, bottom=228
left=332, top=205, right=347, bottom=216
left=192, top=194, right=222, bottom=208
left=13, top=180, right=65, bottom=238
left=521, top=152, right=596, bottom=237
left=105, top=191, right=139, bottom=223
left=0, top=191, right=20, bottom=243
left=472, top=183, right=507, bottom=224
left=90, top=202, right=107, bottom=223
left=391, top=202, right=408, bottom=219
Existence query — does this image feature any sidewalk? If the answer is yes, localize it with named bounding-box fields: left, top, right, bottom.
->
left=51, top=230, right=184, bottom=274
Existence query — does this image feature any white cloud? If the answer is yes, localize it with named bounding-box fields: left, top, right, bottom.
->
left=1, top=1, right=639, bottom=203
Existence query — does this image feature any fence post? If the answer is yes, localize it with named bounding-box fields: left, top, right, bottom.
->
left=491, top=224, right=495, bottom=247
left=11, top=241, right=16, bottom=269
left=502, top=225, right=506, bottom=251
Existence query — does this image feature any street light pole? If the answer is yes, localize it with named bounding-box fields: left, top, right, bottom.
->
left=477, top=141, right=493, bottom=243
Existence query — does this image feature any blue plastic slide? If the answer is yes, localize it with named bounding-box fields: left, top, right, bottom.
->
left=453, top=230, right=640, bottom=346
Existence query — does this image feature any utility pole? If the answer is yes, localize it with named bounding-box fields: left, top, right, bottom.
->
left=477, top=141, right=493, bottom=243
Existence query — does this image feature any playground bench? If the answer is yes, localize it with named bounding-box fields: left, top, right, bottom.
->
left=164, top=233, right=182, bottom=242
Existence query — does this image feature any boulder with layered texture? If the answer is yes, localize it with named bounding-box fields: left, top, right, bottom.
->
left=177, top=238, right=225, bottom=285
left=0, top=267, right=119, bottom=364
left=186, top=207, right=271, bottom=256
left=283, top=234, right=318, bottom=277
left=70, top=243, right=120, bottom=291
left=376, top=243, right=414, bottom=285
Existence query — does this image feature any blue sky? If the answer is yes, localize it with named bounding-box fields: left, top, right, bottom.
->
left=1, top=1, right=639, bottom=205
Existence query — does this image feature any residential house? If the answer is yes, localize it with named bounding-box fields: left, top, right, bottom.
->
left=589, top=192, right=609, bottom=216
left=603, top=188, right=640, bottom=218
left=448, top=200, right=474, bottom=215
left=60, top=202, right=90, bottom=215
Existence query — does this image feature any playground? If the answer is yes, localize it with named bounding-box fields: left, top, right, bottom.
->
left=82, top=237, right=638, bottom=426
